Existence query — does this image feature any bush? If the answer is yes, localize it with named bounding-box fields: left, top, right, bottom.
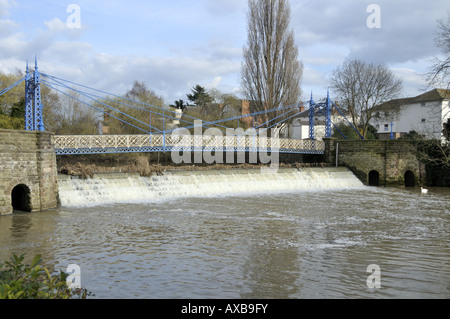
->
left=0, top=253, right=90, bottom=299
left=0, top=114, right=24, bottom=130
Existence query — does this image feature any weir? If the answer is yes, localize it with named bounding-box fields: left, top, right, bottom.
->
left=0, top=128, right=423, bottom=215
left=0, top=60, right=429, bottom=216
left=57, top=167, right=364, bottom=207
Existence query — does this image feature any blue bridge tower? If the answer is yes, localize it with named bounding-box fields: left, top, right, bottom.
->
left=24, top=57, right=45, bottom=131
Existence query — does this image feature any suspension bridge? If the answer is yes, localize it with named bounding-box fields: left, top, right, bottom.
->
left=1, top=59, right=363, bottom=156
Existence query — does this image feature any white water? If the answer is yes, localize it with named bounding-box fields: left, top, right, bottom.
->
left=57, top=167, right=364, bottom=207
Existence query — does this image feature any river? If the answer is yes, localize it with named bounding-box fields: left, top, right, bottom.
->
left=0, top=168, right=449, bottom=299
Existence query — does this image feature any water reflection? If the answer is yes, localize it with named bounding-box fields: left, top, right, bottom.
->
left=10, top=213, right=33, bottom=238
left=240, top=217, right=300, bottom=299
left=0, top=187, right=449, bottom=299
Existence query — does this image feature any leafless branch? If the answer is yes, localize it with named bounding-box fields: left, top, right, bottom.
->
left=241, top=0, right=303, bottom=129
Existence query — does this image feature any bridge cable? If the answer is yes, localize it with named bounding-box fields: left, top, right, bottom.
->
left=42, top=82, right=152, bottom=134
left=0, top=77, right=25, bottom=97
left=330, top=100, right=364, bottom=140
left=42, top=73, right=304, bottom=137
left=41, top=73, right=236, bottom=133
left=42, top=78, right=164, bottom=133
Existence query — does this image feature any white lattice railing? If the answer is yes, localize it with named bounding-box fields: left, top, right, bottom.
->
left=53, top=134, right=325, bottom=152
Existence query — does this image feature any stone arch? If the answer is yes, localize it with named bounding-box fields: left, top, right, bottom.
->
left=368, top=170, right=380, bottom=187
left=11, top=184, right=32, bottom=212
left=404, top=170, right=416, bottom=188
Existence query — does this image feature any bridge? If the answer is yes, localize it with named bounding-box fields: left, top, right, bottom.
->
left=53, top=134, right=324, bottom=155
left=0, top=60, right=425, bottom=216
left=0, top=59, right=364, bottom=156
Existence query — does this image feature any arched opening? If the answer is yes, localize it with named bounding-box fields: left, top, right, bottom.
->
left=11, top=184, right=32, bottom=212
left=368, top=170, right=380, bottom=187
left=404, top=170, right=416, bottom=188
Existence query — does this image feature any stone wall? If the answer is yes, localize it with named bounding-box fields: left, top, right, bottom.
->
left=0, top=129, right=59, bottom=215
left=324, top=138, right=425, bottom=187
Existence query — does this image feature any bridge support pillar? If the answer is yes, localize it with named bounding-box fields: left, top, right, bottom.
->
left=0, top=129, right=59, bottom=215
left=323, top=139, right=425, bottom=187
left=323, top=138, right=338, bottom=165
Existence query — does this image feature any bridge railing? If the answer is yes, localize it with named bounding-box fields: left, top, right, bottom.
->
left=53, top=134, right=325, bottom=154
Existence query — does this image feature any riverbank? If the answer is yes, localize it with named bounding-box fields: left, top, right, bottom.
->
left=56, top=154, right=329, bottom=179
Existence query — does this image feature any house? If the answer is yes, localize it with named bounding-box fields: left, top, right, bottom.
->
left=280, top=108, right=325, bottom=140
left=280, top=105, right=352, bottom=140
left=371, top=89, right=450, bottom=141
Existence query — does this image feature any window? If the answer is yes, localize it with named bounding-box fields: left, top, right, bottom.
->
left=384, top=124, right=389, bottom=132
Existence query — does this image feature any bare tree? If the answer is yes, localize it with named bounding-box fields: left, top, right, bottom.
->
left=428, top=13, right=450, bottom=89
left=240, top=0, right=303, bottom=130
left=330, top=58, right=402, bottom=139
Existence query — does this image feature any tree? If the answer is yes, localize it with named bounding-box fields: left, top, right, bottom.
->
left=444, top=118, right=450, bottom=140
left=240, top=0, right=303, bottom=130
left=330, top=59, right=402, bottom=139
left=170, top=99, right=187, bottom=110
left=125, top=81, right=164, bottom=106
left=0, top=71, right=24, bottom=116
left=428, top=13, right=450, bottom=89
left=187, top=85, right=212, bottom=108
left=209, top=88, right=243, bottom=119
left=49, top=91, right=98, bottom=135
left=9, top=98, right=25, bottom=119
left=332, top=122, right=378, bottom=140
left=103, top=81, right=165, bottom=134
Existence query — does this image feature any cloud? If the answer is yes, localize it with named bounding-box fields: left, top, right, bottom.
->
left=292, top=0, right=447, bottom=64
left=391, top=66, right=430, bottom=97
left=36, top=47, right=242, bottom=104
left=1, top=0, right=448, bottom=108
left=206, top=76, right=222, bottom=89
left=206, top=0, right=247, bottom=16
left=44, top=18, right=67, bottom=33
left=0, top=0, right=16, bottom=18
left=0, top=0, right=18, bottom=39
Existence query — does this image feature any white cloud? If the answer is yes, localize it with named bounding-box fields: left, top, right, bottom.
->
left=206, top=76, right=222, bottom=89
left=43, top=18, right=67, bottom=33
left=391, top=66, right=430, bottom=97
left=0, top=0, right=16, bottom=18
left=1, top=0, right=449, bottom=107
left=292, top=0, right=448, bottom=64
left=206, top=0, right=247, bottom=16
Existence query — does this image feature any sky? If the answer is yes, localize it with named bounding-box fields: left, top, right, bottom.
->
left=0, top=0, right=449, bottom=105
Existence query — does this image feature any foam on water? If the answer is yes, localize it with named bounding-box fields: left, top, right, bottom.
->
left=57, top=167, right=364, bottom=207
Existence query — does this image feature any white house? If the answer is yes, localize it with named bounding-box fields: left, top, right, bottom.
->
left=277, top=108, right=326, bottom=140
left=371, top=89, right=450, bottom=141
left=291, top=109, right=324, bottom=140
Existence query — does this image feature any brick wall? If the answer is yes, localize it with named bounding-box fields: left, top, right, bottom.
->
left=0, top=129, right=59, bottom=215
left=324, top=138, right=424, bottom=186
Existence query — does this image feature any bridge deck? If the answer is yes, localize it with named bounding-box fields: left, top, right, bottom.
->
left=53, top=134, right=325, bottom=155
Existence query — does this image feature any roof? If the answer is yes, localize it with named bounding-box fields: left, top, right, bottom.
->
left=410, top=88, right=450, bottom=103
left=373, top=88, right=450, bottom=111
